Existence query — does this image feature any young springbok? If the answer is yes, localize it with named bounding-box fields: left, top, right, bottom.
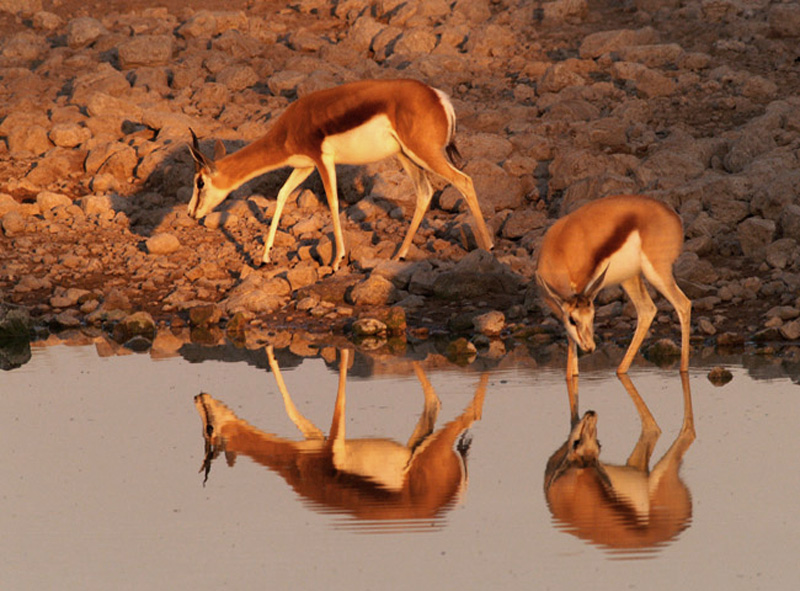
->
left=536, top=194, right=691, bottom=377
left=187, top=78, right=494, bottom=270
left=195, top=346, right=487, bottom=528
left=544, top=373, right=696, bottom=552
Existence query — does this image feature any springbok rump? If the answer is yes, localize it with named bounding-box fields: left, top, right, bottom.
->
left=187, top=78, right=494, bottom=270
left=195, top=346, right=487, bottom=528
left=544, top=373, right=696, bottom=552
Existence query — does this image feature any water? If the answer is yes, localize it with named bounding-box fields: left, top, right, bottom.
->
left=3, top=340, right=800, bottom=590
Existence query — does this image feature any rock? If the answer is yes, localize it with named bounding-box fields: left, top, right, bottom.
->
left=769, top=3, right=800, bottom=37
left=2, top=30, right=48, bottom=61
left=113, top=311, right=156, bottom=343
left=579, top=27, right=659, bottom=59
left=707, top=366, right=733, bottom=386
left=145, top=233, right=181, bottom=255
left=433, top=250, right=522, bottom=300
left=50, top=287, right=91, bottom=308
left=1, top=210, right=27, bottom=235
left=737, top=217, right=776, bottom=261
left=85, top=142, right=138, bottom=180
left=80, top=194, right=114, bottom=216
left=351, top=317, right=387, bottom=336
left=501, top=208, right=548, bottom=239
left=349, top=274, right=398, bottom=306
left=118, top=34, right=174, bottom=69
left=33, top=10, right=61, bottom=30
left=445, top=337, right=477, bottom=365
left=216, top=64, right=259, bottom=91
left=393, top=28, right=437, bottom=55
left=473, top=310, right=505, bottom=336
left=611, top=61, right=675, bottom=98
left=0, top=1, right=43, bottom=16
left=542, top=0, right=588, bottom=23
left=48, top=123, right=91, bottom=148
left=765, top=238, right=797, bottom=270
left=177, top=10, right=218, bottom=38
left=779, top=320, right=800, bottom=341
left=189, top=304, right=222, bottom=327
left=286, top=264, right=319, bottom=291
left=36, top=191, right=71, bottom=211
left=66, top=16, right=107, bottom=49
left=0, top=307, right=32, bottom=340
left=0, top=194, right=18, bottom=216
left=645, top=338, right=681, bottom=366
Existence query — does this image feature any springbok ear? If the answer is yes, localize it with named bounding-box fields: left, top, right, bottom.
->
left=536, top=273, right=565, bottom=307
left=189, top=128, right=214, bottom=172
left=213, top=139, right=226, bottom=160
left=582, top=264, right=609, bottom=300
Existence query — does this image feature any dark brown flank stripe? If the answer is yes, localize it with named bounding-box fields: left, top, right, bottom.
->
left=591, top=213, right=637, bottom=273
left=316, top=101, right=389, bottom=141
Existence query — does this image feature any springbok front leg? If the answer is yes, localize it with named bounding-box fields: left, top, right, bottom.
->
left=262, top=166, right=315, bottom=266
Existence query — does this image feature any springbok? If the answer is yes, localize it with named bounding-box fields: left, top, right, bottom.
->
left=544, top=373, right=696, bottom=553
left=194, top=346, right=487, bottom=528
left=536, top=194, right=692, bottom=377
left=187, top=78, right=494, bottom=270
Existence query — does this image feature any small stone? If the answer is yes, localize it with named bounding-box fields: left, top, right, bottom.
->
left=36, top=191, right=71, bottom=211
left=708, top=366, right=733, bottom=386
left=350, top=275, right=398, bottom=306
left=113, top=311, right=156, bottom=343
left=1, top=210, right=27, bottom=235
left=779, top=320, right=800, bottom=341
left=66, top=16, right=107, bottom=49
left=446, top=338, right=478, bottom=366
left=473, top=310, right=505, bottom=336
left=717, top=332, right=745, bottom=348
left=352, top=317, right=387, bottom=337
left=698, top=317, right=717, bottom=335
left=644, top=338, right=681, bottom=366
left=145, top=233, right=181, bottom=255
left=118, top=34, right=174, bottom=69
left=189, top=304, right=222, bottom=327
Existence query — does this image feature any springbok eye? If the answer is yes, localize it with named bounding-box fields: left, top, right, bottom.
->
left=572, top=438, right=581, bottom=450
left=196, top=177, right=205, bottom=190
left=568, top=316, right=577, bottom=327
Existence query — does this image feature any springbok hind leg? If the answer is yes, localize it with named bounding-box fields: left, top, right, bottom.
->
left=394, top=153, right=434, bottom=261
left=647, top=269, right=692, bottom=372
left=412, top=146, right=494, bottom=252
left=618, top=275, right=658, bottom=375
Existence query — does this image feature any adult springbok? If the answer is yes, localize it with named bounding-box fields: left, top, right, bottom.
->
left=536, top=194, right=691, bottom=377
left=195, top=346, right=487, bottom=528
left=187, top=78, right=494, bottom=270
left=544, top=373, right=696, bottom=553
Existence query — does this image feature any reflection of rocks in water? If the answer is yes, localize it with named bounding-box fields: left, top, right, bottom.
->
left=0, top=308, right=33, bottom=370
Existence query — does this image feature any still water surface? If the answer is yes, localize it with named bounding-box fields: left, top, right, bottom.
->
left=3, top=342, right=800, bottom=590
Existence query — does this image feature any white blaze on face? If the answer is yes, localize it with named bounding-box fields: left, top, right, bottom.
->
left=188, top=171, right=228, bottom=219
left=565, top=301, right=597, bottom=352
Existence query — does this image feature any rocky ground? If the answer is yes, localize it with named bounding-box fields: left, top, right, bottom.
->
left=1, top=0, right=800, bottom=370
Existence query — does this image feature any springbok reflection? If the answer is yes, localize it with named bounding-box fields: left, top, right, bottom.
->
left=195, top=346, right=487, bottom=531
left=544, top=373, right=696, bottom=554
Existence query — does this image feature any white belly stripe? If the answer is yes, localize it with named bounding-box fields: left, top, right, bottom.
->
left=320, top=115, right=401, bottom=165
left=598, top=231, right=643, bottom=288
